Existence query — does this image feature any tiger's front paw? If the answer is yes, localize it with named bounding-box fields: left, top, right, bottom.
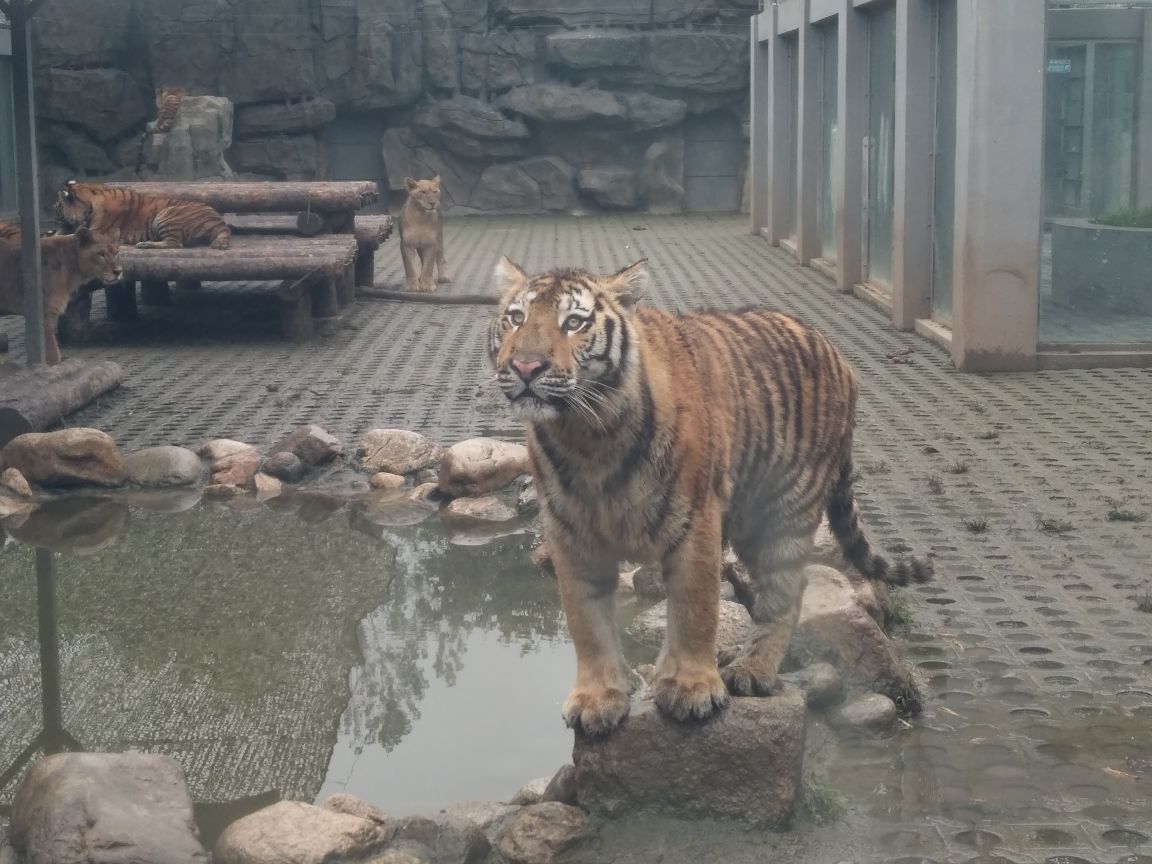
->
left=719, top=654, right=780, bottom=697
left=653, top=668, right=729, bottom=722
left=562, top=686, right=630, bottom=736
left=436, top=272, right=452, bottom=284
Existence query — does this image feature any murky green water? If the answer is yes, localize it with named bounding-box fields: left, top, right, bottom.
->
left=0, top=494, right=573, bottom=824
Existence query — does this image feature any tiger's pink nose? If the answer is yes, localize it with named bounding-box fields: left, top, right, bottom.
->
left=511, top=357, right=546, bottom=382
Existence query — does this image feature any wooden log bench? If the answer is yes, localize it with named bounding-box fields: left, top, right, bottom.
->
left=111, top=235, right=359, bottom=340
left=227, top=212, right=394, bottom=287
left=0, top=359, right=124, bottom=447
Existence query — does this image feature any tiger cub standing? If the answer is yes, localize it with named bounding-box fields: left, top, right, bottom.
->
left=150, top=86, right=187, bottom=134
left=55, top=180, right=231, bottom=250
left=489, top=258, right=932, bottom=734
left=398, top=176, right=450, bottom=292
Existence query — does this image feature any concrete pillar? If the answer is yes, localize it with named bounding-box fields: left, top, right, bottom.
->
left=796, top=0, right=822, bottom=263
left=834, top=0, right=867, bottom=291
left=767, top=22, right=797, bottom=243
left=950, top=0, right=1044, bottom=372
left=892, top=0, right=934, bottom=329
left=749, top=13, right=772, bottom=235
left=1138, top=10, right=1152, bottom=207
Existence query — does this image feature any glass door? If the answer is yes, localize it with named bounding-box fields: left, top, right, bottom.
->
left=818, top=23, right=840, bottom=263
left=931, top=0, right=958, bottom=323
left=865, top=5, right=897, bottom=289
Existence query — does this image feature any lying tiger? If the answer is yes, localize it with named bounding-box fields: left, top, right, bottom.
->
left=489, top=258, right=932, bottom=734
left=55, top=179, right=230, bottom=250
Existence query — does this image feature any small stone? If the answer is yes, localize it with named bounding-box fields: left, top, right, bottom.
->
left=617, top=566, right=637, bottom=592
left=1, top=468, right=32, bottom=497
left=253, top=473, right=282, bottom=499
left=496, top=803, right=589, bottom=864
left=10, top=753, right=208, bottom=864
left=123, top=446, right=203, bottom=487
left=358, top=429, right=442, bottom=475
left=2, top=428, right=126, bottom=487
left=437, top=801, right=519, bottom=840
left=720, top=581, right=736, bottom=601
left=442, top=495, right=518, bottom=525
left=413, top=467, right=439, bottom=485
left=627, top=598, right=751, bottom=655
left=214, top=800, right=393, bottom=864
left=438, top=438, right=530, bottom=498
left=541, top=765, right=578, bottom=807
left=262, top=451, right=307, bottom=483
left=510, top=777, right=550, bottom=806
left=197, top=439, right=256, bottom=462
left=780, top=662, right=844, bottom=710
left=632, top=567, right=666, bottom=600
left=829, top=693, right=898, bottom=732
left=408, top=482, right=441, bottom=503
left=211, top=449, right=261, bottom=489
left=269, top=424, right=343, bottom=466
left=370, top=472, right=406, bottom=489
left=517, top=477, right=539, bottom=516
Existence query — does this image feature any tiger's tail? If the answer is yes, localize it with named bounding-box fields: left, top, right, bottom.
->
left=826, top=457, right=934, bottom=586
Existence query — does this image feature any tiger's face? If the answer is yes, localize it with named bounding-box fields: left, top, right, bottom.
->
left=54, top=180, right=94, bottom=232
left=489, top=257, right=649, bottom=423
left=404, top=176, right=442, bottom=213
left=156, top=86, right=187, bottom=107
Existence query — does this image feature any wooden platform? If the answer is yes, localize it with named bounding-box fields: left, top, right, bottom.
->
left=227, top=213, right=394, bottom=286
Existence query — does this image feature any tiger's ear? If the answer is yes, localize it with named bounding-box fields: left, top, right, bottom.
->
left=62, top=179, right=78, bottom=201
left=494, top=255, right=527, bottom=296
left=607, top=259, right=649, bottom=308
left=405, top=177, right=419, bottom=192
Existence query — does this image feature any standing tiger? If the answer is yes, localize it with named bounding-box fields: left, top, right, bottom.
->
left=150, top=86, right=187, bottom=134
left=489, top=258, right=932, bottom=735
left=55, top=180, right=230, bottom=250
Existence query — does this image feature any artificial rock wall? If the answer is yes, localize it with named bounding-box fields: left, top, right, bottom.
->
left=30, top=0, right=755, bottom=214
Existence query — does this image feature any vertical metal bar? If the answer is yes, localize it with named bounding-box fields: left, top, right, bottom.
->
left=10, top=0, right=45, bottom=366
left=35, top=548, right=63, bottom=743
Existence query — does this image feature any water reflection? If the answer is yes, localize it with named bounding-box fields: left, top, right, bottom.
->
left=0, top=495, right=567, bottom=819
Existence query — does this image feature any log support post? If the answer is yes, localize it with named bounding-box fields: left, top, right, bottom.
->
left=105, top=281, right=138, bottom=322
left=140, top=279, right=171, bottom=306
left=279, top=281, right=315, bottom=341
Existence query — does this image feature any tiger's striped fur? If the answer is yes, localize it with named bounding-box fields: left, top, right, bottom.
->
left=0, top=223, right=19, bottom=241
left=151, top=87, right=187, bottom=134
left=489, top=258, right=932, bottom=734
left=55, top=180, right=230, bottom=250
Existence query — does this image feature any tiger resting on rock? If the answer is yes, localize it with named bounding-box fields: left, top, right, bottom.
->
left=489, top=258, right=933, bottom=734
left=55, top=180, right=231, bottom=250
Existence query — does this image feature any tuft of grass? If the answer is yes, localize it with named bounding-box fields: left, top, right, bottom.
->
left=1091, top=206, right=1152, bottom=229
left=1136, top=591, right=1152, bottom=614
left=946, top=460, right=970, bottom=475
left=802, top=775, right=848, bottom=825
left=1107, top=508, right=1147, bottom=523
left=927, top=475, right=944, bottom=495
left=1037, top=516, right=1075, bottom=535
left=890, top=591, right=914, bottom=631
left=975, top=430, right=1000, bottom=440
left=963, top=518, right=990, bottom=534
left=861, top=460, right=890, bottom=476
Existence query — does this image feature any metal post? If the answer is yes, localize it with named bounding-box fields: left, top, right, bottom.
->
left=10, top=0, right=45, bottom=366
left=35, top=548, right=63, bottom=743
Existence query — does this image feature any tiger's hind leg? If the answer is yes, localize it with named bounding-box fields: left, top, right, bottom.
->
left=721, top=515, right=820, bottom=697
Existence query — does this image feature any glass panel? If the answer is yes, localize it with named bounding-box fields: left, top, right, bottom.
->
left=818, top=23, right=839, bottom=262
left=784, top=37, right=798, bottom=240
left=0, top=55, right=17, bottom=220
left=866, top=5, right=897, bottom=288
left=1041, top=5, right=1152, bottom=344
left=931, top=0, right=958, bottom=322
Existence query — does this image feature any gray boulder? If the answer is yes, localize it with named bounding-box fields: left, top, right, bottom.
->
left=829, top=693, right=898, bottom=732
left=621, top=93, right=687, bottom=130
left=572, top=691, right=805, bottom=827
left=471, top=164, right=542, bottom=212
left=516, top=156, right=578, bottom=212
left=142, top=96, right=235, bottom=181
left=577, top=167, right=639, bottom=210
left=124, top=446, right=204, bottom=487
left=438, top=438, right=531, bottom=497
left=642, top=32, right=750, bottom=93
left=389, top=814, right=490, bottom=864
left=459, top=31, right=538, bottom=96
left=545, top=31, right=647, bottom=71
left=262, top=451, right=307, bottom=483
left=421, top=0, right=459, bottom=92
left=501, top=85, right=627, bottom=125
left=41, top=123, right=115, bottom=174
left=10, top=753, right=208, bottom=864
left=495, top=0, right=651, bottom=26
left=33, top=0, right=134, bottom=68
left=2, top=429, right=127, bottom=488
left=415, top=96, right=532, bottom=161
left=35, top=68, right=149, bottom=143
left=269, top=424, right=344, bottom=466
left=231, top=134, right=323, bottom=180
left=235, top=99, right=336, bottom=137
left=227, top=0, right=321, bottom=103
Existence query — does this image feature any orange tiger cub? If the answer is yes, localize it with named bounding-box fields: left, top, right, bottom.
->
left=150, top=86, right=187, bottom=134
left=488, top=258, right=932, bottom=735
left=55, top=180, right=231, bottom=250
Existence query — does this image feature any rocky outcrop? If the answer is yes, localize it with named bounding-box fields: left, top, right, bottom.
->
left=572, top=691, right=805, bottom=827
left=10, top=753, right=208, bottom=864
left=2, top=428, right=127, bottom=487
left=577, top=167, right=638, bottom=210
left=235, top=99, right=337, bottom=137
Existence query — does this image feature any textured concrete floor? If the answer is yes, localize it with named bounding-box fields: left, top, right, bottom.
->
left=2, top=214, right=1152, bottom=861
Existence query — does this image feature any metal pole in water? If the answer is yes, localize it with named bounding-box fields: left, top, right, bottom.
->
left=9, top=0, right=46, bottom=367
left=34, top=547, right=64, bottom=745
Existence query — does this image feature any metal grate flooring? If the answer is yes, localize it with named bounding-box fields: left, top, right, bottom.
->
left=3, top=214, right=1152, bottom=861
